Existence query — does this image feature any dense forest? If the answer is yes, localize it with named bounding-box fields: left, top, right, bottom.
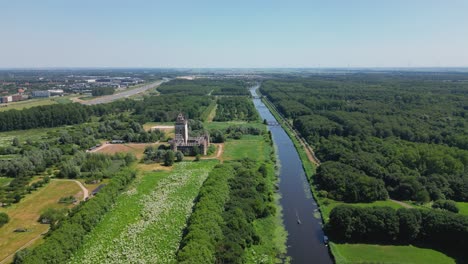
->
left=158, top=79, right=249, bottom=96
left=0, top=94, right=212, bottom=132
left=260, top=75, right=468, bottom=203
left=214, top=97, right=259, bottom=122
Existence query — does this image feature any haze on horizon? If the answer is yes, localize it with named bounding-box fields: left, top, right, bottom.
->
left=1, top=0, right=467, bottom=68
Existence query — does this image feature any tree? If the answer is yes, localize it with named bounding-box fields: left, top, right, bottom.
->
left=175, top=151, right=184, bottom=162
left=164, top=150, right=175, bottom=166
left=432, top=200, right=459, bottom=213
left=12, top=137, right=20, bottom=147
left=0, top=212, right=9, bottom=227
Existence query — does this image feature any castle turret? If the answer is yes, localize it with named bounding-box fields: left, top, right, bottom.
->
left=175, top=113, right=188, bottom=144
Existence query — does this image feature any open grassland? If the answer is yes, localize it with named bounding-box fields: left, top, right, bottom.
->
left=0, top=96, right=73, bottom=112
left=330, top=243, right=455, bottom=264
left=223, top=135, right=269, bottom=161
left=457, top=202, right=468, bottom=216
left=69, top=160, right=218, bottom=264
left=0, top=180, right=81, bottom=263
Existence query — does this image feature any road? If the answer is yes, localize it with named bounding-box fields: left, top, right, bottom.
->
left=81, top=79, right=168, bottom=105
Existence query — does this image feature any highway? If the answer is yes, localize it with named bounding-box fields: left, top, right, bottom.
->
left=81, top=78, right=169, bottom=105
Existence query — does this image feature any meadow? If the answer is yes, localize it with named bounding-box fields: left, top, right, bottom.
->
left=330, top=243, right=454, bottom=264
left=69, top=160, right=218, bottom=264
left=0, top=180, right=81, bottom=263
left=458, top=202, right=468, bottom=216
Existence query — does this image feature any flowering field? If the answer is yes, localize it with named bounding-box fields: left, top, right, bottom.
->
left=68, top=160, right=218, bottom=264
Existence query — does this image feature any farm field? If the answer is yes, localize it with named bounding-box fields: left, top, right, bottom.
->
left=330, top=243, right=455, bottom=264
left=69, top=160, right=218, bottom=263
left=0, top=180, right=82, bottom=263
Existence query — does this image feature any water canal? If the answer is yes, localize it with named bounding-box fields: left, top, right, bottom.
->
left=250, top=85, right=333, bottom=264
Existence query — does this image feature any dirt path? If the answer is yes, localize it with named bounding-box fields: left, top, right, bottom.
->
left=390, top=199, right=413, bottom=208
left=51, top=179, right=89, bottom=200
left=88, top=143, right=109, bottom=153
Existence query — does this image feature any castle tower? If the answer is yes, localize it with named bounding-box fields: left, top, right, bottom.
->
left=175, top=113, right=188, bottom=144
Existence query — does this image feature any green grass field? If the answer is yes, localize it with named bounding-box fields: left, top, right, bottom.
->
left=457, top=202, right=468, bottom=216
left=0, top=180, right=81, bottom=263
left=330, top=243, right=454, bottom=264
left=69, top=160, right=218, bottom=263
left=223, top=135, right=270, bottom=161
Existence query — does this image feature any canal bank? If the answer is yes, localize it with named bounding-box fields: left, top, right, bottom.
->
left=250, top=86, right=333, bottom=264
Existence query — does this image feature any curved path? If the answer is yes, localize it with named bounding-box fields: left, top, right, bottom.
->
left=51, top=179, right=89, bottom=200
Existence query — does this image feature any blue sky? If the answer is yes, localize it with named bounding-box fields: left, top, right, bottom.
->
left=1, top=0, right=467, bottom=68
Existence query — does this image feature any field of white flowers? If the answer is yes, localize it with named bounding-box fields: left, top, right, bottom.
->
left=69, top=160, right=218, bottom=264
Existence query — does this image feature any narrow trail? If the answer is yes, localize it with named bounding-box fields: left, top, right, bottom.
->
left=390, top=199, right=413, bottom=208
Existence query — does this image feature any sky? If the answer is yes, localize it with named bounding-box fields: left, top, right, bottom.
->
left=1, top=0, right=467, bottom=68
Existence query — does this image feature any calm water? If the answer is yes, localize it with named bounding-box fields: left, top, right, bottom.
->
left=250, top=86, right=333, bottom=264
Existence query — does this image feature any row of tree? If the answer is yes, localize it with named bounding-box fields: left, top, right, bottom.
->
left=177, top=159, right=275, bottom=263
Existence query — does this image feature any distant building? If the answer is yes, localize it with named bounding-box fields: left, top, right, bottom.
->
left=32, top=90, right=50, bottom=98
left=48, top=89, right=64, bottom=96
left=169, top=113, right=209, bottom=155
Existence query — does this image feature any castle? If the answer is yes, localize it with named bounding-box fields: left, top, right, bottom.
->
left=169, top=113, right=209, bottom=155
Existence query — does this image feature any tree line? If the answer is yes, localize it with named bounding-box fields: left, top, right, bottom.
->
left=177, top=159, right=275, bottom=264
left=327, top=205, right=468, bottom=257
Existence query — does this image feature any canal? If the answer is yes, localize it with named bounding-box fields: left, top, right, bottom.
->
left=250, top=85, right=333, bottom=264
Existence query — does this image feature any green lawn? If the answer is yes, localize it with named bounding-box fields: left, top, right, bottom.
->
left=69, top=160, right=218, bottom=263
left=223, top=135, right=269, bottom=161
left=330, top=243, right=455, bottom=264
left=457, top=202, right=468, bottom=216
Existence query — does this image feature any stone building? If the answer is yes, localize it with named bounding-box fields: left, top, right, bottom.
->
left=169, top=113, right=209, bottom=155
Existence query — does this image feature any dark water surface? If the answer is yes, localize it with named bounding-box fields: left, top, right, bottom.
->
left=250, top=86, right=333, bottom=264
